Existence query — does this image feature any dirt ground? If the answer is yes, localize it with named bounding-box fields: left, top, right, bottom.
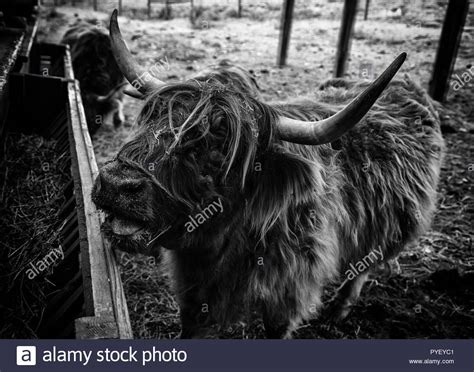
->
left=37, top=0, right=473, bottom=339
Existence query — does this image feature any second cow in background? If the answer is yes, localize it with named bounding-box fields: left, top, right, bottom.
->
left=61, top=21, right=126, bottom=134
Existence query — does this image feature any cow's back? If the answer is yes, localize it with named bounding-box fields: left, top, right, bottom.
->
left=275, top=76, right=445, bottom=269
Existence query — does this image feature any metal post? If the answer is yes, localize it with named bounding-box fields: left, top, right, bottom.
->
left=334, top=0, right=358, bottom=77
left=277, top=0, right=295, bottom=67
left=428, top=0, right=469, bottom=102
left=165, top=0, right=171, bottom=19
left=190, top=0, right=194, bottom=24
left=364, top=0, right=370, bottom=20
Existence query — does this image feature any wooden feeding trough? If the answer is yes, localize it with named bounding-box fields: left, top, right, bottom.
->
left=0, top=3, right=132, bottom=339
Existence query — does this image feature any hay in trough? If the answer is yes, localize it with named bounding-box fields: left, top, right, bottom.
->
left=0, top=133, right=68, bottom=338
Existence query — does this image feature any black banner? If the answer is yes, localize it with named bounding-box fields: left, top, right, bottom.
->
left=4, top=339, right=473, bottom=371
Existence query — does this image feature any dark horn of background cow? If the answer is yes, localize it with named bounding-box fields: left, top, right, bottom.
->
left=276, top=52, right=407, bottom=145
left=109, top=9, right=164, bottom=93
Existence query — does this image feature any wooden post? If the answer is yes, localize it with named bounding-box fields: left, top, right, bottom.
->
left=277, top=0, right=295, bottom=67
left=147, top=0, right=151, bottom=18
left=165, top=0, right=171, bottom=19
left=334, top=0, right=358, bottom=77
left=118, top=0, right=122, bottom=15
left=190, top=0, right=194, bottom=24
left=93, top=0, right=97, bottom=11
left=428, top=0, right=469, bottom=102
left=238, top=0, right=242, bottom=18
left=364, top=0, right=370, bottom=20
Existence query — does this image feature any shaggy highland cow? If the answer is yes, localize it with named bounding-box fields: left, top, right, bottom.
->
left=61, top=21, right=126, bottom=134
left=92, top=11, right=445, bottom=338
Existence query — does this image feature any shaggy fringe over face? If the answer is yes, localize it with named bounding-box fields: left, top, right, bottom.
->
left=116, top=79, right=277, bottom=214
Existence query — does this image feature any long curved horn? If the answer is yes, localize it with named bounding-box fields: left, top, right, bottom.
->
left=276, top=52, right=407, bottom=145
left=109, top=9, right=164, bottom=94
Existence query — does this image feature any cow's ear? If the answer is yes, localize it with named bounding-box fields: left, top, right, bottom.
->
left=245, top=144, right=318, bottom=234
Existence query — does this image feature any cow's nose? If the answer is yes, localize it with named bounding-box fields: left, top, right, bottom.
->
left=98, top=161, right=147, bottom=195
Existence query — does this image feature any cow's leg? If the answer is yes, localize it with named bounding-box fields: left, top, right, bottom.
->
left=261, top=269, right=325, bottom=338
left=179, top=308, right=207, bottom=339
left=113, top=101, right=125, bottom=128
left=262, top=303, right=297, bottom=339
left=175, top=283, right=214, bottom=339
left=261, top=287, right=321, bottom=339
left=168, top=252, right=214, bottom=339
left=326, top=271, right=370, bottom=322
left=178, top=297, right=211, bottom=339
